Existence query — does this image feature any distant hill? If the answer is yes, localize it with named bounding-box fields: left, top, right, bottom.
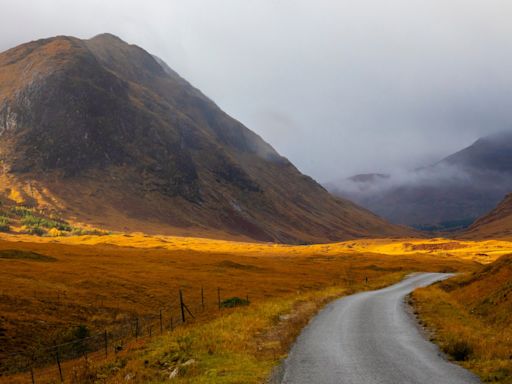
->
left=463, top=194, right=512, bottom=240
left=0, top=34, right=410, bottom=242
left=327, top=132, right=512, bottom=231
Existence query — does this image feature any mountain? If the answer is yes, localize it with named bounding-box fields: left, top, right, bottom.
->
left=463, top=194, right=512, bottom=239
left=0, top=34, right=410, bottom=243
left=327, top=132, right=512, bottom=231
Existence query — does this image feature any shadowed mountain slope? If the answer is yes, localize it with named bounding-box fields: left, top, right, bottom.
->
left=328, top=132, right=512, bottom=231
left=463, top=194, right=512, bottom=240
left=0, top=34, right=410, bottom=242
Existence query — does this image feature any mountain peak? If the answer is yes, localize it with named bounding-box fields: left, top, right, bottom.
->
left=0, top=35, right=410, bottom=242
left=89, top=32, right=125, bottom=42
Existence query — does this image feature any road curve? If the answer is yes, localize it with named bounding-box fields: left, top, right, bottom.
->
left=281, top=273, right=481, bottom=384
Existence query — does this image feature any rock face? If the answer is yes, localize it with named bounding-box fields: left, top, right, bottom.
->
left=0, top=34, right=410, bottom=242
left=328, top=132, right=512, bottom=232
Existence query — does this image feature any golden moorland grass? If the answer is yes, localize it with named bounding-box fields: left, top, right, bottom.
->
left=412, top=254, right=512, bottom=384
left=90, top=274, right=409, bottom=384
left=0, top=232, right=509, bottom=383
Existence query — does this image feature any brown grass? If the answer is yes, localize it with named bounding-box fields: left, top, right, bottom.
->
left=0, top=233, right=483, bottom=382
left=412, top=254, right=512, bottom=383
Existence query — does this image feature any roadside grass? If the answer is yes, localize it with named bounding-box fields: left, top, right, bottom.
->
left=412, top=255, right=512, bottom=384
left=73, top=273, right=408, bottom=383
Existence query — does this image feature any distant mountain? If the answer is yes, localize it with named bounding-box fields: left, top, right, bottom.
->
left=327, top=132, right=512, bottom=231
left=463, top=193, right=512, bottom=240
left=0, top=34, right=410, bottom=242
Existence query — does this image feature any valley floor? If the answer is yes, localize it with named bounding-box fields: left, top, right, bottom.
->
left=0, top=233, right=509, bottom=383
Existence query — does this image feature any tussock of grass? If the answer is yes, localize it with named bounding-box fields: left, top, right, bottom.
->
left=220, top=297, right=250, bottom=308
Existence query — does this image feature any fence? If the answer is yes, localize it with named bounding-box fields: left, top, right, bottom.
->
left=0, top=286, right=251, bottom=384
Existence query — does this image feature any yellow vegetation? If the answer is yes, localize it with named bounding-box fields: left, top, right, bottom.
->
left=412, top=254, right=512, bottom=383
left=0, top=232, right=481, bottom=382
left=0, top=230, right=510, bottom=382
left=7, top=187, right=25, bottom=205
left=47, top=227, right=62, bottom=237
left=1, top=232, right=510, bottom=263
left=99, top=274, right=407, bottom=384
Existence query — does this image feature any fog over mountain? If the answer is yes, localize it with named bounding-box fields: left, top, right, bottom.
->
left=327, top=132, right=512, bottom=230
left=1, top=1, right=512, bottom=182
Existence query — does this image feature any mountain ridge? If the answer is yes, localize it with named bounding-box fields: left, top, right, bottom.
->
left=0, top=34, right=411, bottom=242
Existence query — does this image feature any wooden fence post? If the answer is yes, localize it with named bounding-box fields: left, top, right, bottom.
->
left=179, top=290, right=186, bottom=323
left=54, top=343, right=63, bottom=383
left=159, top=309, right=163, bottom=334
left=30, top=354, right=36, bottom=384
left=104, top=330, right=108, bottom=358
left=217, top=287, right=221, bottom=310
left=201, top=287, right=205, bottom=311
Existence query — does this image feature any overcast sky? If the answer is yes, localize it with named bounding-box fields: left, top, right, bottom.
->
left=2, top=0, right=512, bottom=181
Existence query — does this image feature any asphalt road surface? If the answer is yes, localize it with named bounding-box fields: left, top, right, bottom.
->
left=281, top=273, right=481, bottom=384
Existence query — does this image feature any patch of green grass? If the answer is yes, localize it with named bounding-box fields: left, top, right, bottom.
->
left=21, top=215, right=71, bottom=231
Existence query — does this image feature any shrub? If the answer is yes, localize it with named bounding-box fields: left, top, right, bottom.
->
left=220, top=297, right=250, bottom=308
left=65, top=324, right=92, bottom=356
left=47, top=228, right=63, bottom=237
left=0, top=216, right=9, bottom=232
left=9, top=206, right=33, bottom=217
left=27, top=226, right=45, bottom=236
left=444, top=339, right=473, bottom=361
left=21, top=216, right=71, bottom=232
left=71, top=228, right=110, bottom=236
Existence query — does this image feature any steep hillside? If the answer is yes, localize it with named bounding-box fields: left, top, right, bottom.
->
left=328, top=132, right=512, bottom=231
left=0, top=34, right=409, bottom=242
left=463, top=194, right=512, bottom=240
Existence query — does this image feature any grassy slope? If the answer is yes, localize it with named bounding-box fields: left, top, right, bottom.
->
left=412, top=254, right=512, bottom=383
